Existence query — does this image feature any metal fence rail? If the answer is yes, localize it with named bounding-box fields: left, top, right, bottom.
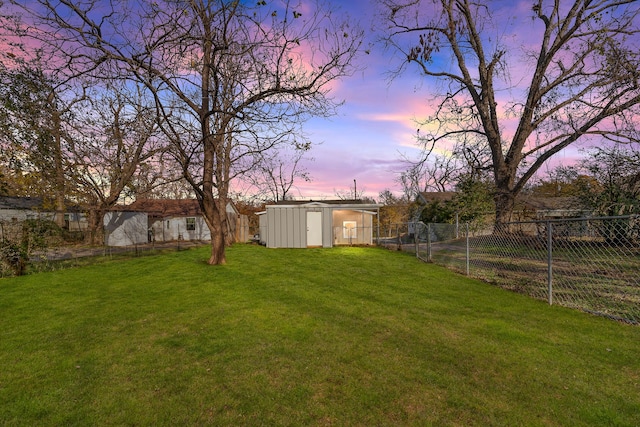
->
left=382, top=216, right=640, bottom=324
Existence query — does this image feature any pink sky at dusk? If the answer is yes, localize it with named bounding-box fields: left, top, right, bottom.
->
left=291, top=0, right=593, bottom=201
left=3, top=0, right=612, bottom=202
left=291, top=0, right=427, bottom=199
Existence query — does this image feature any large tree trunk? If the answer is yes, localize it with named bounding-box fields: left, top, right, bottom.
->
left=493, top=190, right=516, bottom=233
left=209, top=229, right=226, bottom=265
left=201, top=197, right=226, bottom=265
left=51, top=105, right=66, bottom=228
left=85, top=207, right=105, bottom=245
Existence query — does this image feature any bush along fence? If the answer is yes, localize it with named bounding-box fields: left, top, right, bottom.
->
left=381, top=216, right=640, bottom=324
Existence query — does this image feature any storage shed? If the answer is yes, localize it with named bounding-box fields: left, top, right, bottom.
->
left=258, top=200, right=381, bottom=248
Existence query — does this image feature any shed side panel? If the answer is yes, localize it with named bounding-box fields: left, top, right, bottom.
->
left=274, top=207, right=294, bottom=248
left=278, top=208, right=288, bottom=248
left=289, top=207, right=302, bottom=248
left=272, top=208, right=282, bottom=248
left=267, top=208, right=278, bottom=248
left=321, top=207, right=332, bottom=248
left=293, top=208, right=303, bottom=248
left=286, top=208, right=294, bottom=248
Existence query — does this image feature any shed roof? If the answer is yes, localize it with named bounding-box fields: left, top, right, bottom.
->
left=268, top=199, right=381, bottom=210
left=272, top=199, right=366, bottom=205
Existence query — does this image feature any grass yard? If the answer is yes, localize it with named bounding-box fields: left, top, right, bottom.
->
left=1, top=245, right=639, bottom=426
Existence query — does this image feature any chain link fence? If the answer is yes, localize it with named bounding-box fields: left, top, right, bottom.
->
left=380, top=216, right=640, bottom=324
left=0, top=217, right=206, bottom=277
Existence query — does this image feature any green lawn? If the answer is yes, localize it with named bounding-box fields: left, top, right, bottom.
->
left=1, top=245, right=639, bottom=426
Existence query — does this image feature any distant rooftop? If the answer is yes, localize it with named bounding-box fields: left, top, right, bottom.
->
left=124, top=199, right=202, bottom=217
left=0, top=196, right=45, bottom=210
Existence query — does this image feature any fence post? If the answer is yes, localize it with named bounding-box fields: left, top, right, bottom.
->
left=427, top=223, right=432, bottom=262
left=465, top=222, right=469, bottom=276
left=547, top=221, right=553, bottom=305
left=415, top=223, right=419, bottom=258
left=455, top=212, right=459, bottom=239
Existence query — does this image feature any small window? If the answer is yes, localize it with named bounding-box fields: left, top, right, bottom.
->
left=343, top=221, right=357, bottom=239
left=166, top=220, right=170, bottom=229
left=186, top=217, right=196, bottom=231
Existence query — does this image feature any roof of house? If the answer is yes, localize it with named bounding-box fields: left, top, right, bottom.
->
left=117, top=198, right=239, bottom=217
left=0, top=196, right=45, bottom=210
left=123, top=199, right=203, bottom=217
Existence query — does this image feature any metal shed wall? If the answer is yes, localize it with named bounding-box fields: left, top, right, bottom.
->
left=266, top=206, right=306, bottom=248
left=321, top=207, right=332, bottom=248
left=262, top=202, right=380, bottom=249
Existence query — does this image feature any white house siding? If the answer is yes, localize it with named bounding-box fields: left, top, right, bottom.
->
left=104, top=212, right=149, bottom=246
left=65, top=212, right=88, bottom=231
left=0, top=209, right=55, bottom=222
left=0, top=210, right=56, bottom=241
left=150, top=216, right=211, bottom=242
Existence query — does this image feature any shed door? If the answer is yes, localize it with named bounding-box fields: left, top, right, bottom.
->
left=306, top=211, right=322, bottom=247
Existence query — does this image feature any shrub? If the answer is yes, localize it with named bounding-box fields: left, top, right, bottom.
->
left=0, top=240, right=27, bottom=276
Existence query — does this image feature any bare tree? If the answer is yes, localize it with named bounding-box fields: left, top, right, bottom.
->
left=398, top=130, right=491, bottom=199
left=399, top=151, right=457, bottom=196
left=126, top=159, right=191, bottom=201
left=381, top=0, right=640, bottom=229
left=247, top=140, right=312, bottom=202
left=68, top=82, right=167, bottom=244
left=378, top=189, right=411, bottom=230
left=12, top=0, right=363, bottom=264
left=335, top=179, right=367, bottom=201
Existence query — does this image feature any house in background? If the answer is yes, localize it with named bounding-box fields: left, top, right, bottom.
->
left=0, top=196, right=88, bottom=238
left=0, top=196, right=50, bottom=222
left=515, top=196, right=590, bottom=221
left=104, top=199, right=248, bottom=247
left=0, top=197, right=49, bottom=242
left=129, top=199, right=213, bottom=243
left=63, top=209, right=89, bottom=232
left=258, top=200, right=381, bottom=248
